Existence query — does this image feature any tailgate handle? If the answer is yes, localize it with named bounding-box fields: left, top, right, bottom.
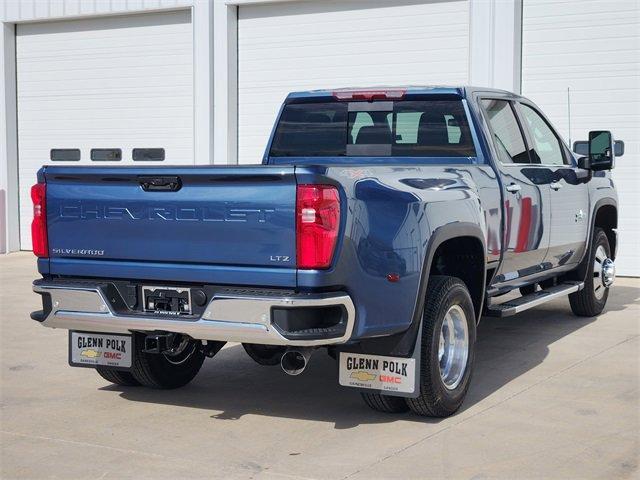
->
left=138, top=176, right=182, bottom=192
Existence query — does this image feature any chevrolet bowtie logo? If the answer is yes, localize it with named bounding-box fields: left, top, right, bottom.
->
left=80, top=349, right=101, bottom=359
left=350, top=371, right=377, bottom=382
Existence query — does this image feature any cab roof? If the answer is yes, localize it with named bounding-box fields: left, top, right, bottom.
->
left=285, top=86, right=520, bottom=102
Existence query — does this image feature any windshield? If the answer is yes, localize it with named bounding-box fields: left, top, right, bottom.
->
left=269, top=99, right=476, bottom=158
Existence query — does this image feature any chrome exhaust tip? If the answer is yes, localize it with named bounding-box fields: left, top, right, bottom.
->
left=280, top=348, right=314, bottom=376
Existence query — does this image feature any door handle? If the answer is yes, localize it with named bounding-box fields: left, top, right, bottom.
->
left=505, top=183, right=521, bottom=193
left=550, top=181, right=563, bottom=191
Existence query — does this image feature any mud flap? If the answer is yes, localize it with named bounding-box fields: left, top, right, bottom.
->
left=336, top=322, right=422, bottom=398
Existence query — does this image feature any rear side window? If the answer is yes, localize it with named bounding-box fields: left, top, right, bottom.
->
left=481, top=99, right=530, bottom=164
left=269, top=100, right=475, bottom=157
left=270, top=103, right=348, bottom=157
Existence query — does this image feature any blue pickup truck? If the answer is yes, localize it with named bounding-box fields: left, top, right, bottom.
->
left=31, top=86, right=621, bottom=417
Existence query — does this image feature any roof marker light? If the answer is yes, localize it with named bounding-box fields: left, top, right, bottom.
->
left=332, top=89, right=406, bottom=101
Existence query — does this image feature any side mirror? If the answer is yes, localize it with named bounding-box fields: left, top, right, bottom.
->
left=573, top=140, right=624, bottom=157
left=573, top=131, right=621, bottom=171
left=589, top=131, right=614, bottom=170
left=573, top=132, right=624, bottom=170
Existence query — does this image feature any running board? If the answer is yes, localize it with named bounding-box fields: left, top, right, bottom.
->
left=486, top=281, right=584, bottom=317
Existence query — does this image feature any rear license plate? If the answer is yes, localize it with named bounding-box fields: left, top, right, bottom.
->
left=142, top=286, right=192, bottom=315
left=339, top=352, right=416, bottom=394
left=69, top=332, right=132, bottom=369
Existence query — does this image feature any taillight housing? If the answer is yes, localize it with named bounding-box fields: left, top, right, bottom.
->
left=31, top=183, right=48, bottom=258
left=296, top=184, right=340, bottom=269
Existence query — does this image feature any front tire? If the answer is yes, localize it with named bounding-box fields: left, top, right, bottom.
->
left=569, top=228, right=612, bottom=317
left=406, top=275, right=476, bottom=417
left=131, top=334, right=205, bottom=389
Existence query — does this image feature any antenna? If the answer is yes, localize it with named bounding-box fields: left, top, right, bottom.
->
left=567, top=87, right=572, bottom=146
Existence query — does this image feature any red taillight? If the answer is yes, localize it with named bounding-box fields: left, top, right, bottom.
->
left=332, top=89, right=406, bottom=101
left=31, top=183, right=48, bottom=258
left=296, top=185, right=340, bottom=269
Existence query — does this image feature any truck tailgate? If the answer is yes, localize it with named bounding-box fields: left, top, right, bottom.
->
left=43, top=166, right=296, bottom=285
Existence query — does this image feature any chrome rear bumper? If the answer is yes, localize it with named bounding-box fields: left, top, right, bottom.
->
left=33, top=283, right=355, bottom=346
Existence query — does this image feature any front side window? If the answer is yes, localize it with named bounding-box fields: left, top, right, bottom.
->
left=481, top=99, right=530, bottom=164
left=520, top=104, right=567, bottom=165
left=269, top=100, right=476, bottom=158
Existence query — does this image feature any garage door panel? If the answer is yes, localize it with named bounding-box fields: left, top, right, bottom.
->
left=241, top=26, right=469, bottom=49
left=524, top=24, right=639, bottom=42
left=242, top=19, right=469, bottom=41
left=238, top=0, right=470, bottom=165
left=17, top=30, right=192, bottom=48
left=525, top=51, right=639, bottom=68
left=20, top=104, right=192, bottom=120
left=18, top=76, right=193, bottom=94
left=241, top=48, right=469, bottom=69
left=522, top=0, right=640, bottom=277
left=525, top=3, right=637, bottom=23
left=241, top=0, right=467, bottom=26
left=17, top=40, right=192, bottom=59
left=17, top=62, right=193, bottom=80
left=16, top=94, right=193, bottom=112
left=16, top=10, right=194, bottom=249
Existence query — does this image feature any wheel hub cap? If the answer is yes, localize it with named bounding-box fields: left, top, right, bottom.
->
left=593, top=246, right=615, bottom=299
left=438, top=305, right=469, bottom=390
left=602, top=258, right=616, bottom=288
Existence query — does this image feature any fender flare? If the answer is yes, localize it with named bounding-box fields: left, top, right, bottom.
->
left=570, top=197, right=618, bottom=282
left=412, top=222, right=487, bottom=323
left=352, top=222, right=487, bottom=357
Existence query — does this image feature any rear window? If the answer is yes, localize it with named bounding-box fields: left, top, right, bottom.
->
left=269, top=100, right=475, bottom=157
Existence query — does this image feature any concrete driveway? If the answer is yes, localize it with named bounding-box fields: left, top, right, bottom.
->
left=1, top=252, right=638, bottom=479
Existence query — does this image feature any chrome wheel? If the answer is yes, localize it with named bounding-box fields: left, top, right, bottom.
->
left=438, top=304, right=469, bottom=390
left=593, top=245, right=614, bottom=300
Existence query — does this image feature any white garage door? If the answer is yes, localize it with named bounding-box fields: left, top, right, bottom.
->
left=522, top=0, right=640, bottom=276
left=238, top=0, right=470, bottom=165
left=16, top=10, right=194, bottom=249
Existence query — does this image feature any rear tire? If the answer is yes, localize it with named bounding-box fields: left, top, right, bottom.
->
left=361, top=393, right=409, bottom=413
left=569, top=228, right=612, bottom=317
left=131, top=334, right=205, bottom=389
left=96, top=367, right=140, bottom=387
left=406, top=275, right=476, bottom=417
left=242, top=343, right=286, bottom=366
